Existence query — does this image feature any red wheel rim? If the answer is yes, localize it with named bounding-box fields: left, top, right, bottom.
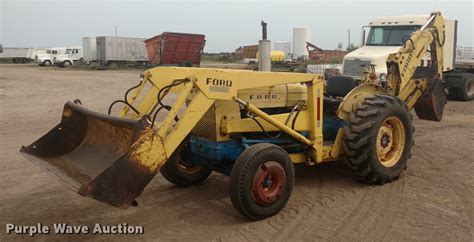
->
left=251, top=161, right=286, bottom=206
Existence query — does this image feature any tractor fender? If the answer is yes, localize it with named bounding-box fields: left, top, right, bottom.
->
left=336, top=84, right=386, bottom=121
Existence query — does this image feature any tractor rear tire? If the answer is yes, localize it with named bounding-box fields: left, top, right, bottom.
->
left=229, top=143, right=294, bottom=220
left=160, top=140, right=212, bottom=187
left=343, top=94, right=414, bottom=184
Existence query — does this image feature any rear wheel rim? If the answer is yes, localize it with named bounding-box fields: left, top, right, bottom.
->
left=376, top=116, right=405, bottom=167
left=467, top=79, right=474, bottom=97
left=251, top=161, right=286, bottom=206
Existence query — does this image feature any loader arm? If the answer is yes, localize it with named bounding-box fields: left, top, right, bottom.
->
left=385, top=11, right=447, bottom=121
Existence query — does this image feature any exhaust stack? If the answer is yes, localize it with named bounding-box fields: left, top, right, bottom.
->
left=258, top=20, right=271, bottom=72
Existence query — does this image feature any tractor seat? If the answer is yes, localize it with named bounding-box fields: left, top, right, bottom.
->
left=323, top=75, right=358, bottom=112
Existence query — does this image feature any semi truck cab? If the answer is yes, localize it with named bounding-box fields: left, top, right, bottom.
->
left=36, top=48, right=67, bottom=66
left=342, top=14, right=472, bottom=101
left=54, top=47, right=83, bottom=67
left=342, top=15, right=454, bottom=79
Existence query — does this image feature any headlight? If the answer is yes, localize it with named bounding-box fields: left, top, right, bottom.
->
left=379, top=73, right=387, bottom=82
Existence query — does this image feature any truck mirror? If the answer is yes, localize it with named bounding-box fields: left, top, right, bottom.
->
left=360, top=28, right=366, bottom=46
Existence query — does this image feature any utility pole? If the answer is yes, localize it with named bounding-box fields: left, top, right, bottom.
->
left=347, top=28, right=351, bottom=49
left=115, top=26, right=118, bottom=38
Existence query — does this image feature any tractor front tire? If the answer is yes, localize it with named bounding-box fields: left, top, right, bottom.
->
left=229, top=143, right=295, bottom=220
left=160, top=141, right=212, bottom=187
left=343, top=94, right=414, bottom=184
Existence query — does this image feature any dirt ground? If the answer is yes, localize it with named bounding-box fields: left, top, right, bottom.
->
left=0, top=64, right=472, bottom=241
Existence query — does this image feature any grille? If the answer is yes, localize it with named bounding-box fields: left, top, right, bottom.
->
left=192, top=105, right=217, bottom=140
left=343, top=59, right=370, bottom=78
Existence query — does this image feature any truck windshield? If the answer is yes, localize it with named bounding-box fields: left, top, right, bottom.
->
left=366, top=25, right=421, bottom=46
left=66, top=49, right=73, bottom=54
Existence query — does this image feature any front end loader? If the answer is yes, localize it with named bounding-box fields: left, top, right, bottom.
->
left=21, top=12, right=447, bottom=220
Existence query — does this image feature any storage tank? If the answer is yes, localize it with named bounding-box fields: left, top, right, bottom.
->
left=256, top=51, right=285, bottom=62
left=273, top=41, right=292, bottom=56
left=293, top=27, right=310, bottom=59
left=82, top=37, right=97, bottom=63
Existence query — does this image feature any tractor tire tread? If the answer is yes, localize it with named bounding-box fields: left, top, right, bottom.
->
left=343, top=95, right=414, bottom=184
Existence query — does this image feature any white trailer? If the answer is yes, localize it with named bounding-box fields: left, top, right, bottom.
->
left=96, top=36, right=148, bottom=66
left=82, top=37, right=97, bottom=63
left=0, top=47, right=34, bottom=63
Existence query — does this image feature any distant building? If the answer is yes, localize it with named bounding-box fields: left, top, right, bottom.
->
left=306, top=42, right=347, bottom=63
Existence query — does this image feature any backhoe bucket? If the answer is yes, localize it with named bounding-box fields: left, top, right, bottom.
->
left=414, top=78, right=447, bottom=121
left=20, top=101, right=159, bottom=208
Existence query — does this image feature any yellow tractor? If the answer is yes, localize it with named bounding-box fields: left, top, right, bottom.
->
left=21, top=12, right=447, bottom=220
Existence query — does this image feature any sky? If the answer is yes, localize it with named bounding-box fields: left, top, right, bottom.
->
left=1, top=0, right=473, bottom=52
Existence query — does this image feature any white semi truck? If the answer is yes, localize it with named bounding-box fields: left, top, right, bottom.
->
left=342, top=14, right=473, bottom=101
left=36, top=47, right=67, bottom=66
left=54, top=46, right=83, bottom=67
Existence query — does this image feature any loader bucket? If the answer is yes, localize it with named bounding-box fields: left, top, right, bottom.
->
left=20, top=101, right=160, bottom=208
left=414, top=78, right=447, bottom=121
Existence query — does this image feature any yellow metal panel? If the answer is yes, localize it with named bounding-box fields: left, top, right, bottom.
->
left=289, top=153, right=306, bottom=164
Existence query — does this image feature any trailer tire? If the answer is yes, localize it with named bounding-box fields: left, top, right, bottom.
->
left=229, top=143, right=294, bottom=220
left=160, top=140, right=212, bottom=187
left=343, top=94, right=414, bottom=184
left=44, top=60, right=52, bottom=66
left=457, top=76, right=474, bottom=101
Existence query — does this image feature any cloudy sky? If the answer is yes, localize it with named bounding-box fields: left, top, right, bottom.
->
left=1, top=0, right=473, bottom=52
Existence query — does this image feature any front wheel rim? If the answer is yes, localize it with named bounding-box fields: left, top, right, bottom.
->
left=251, top=161, right=286, bottom=206
left=175, top=144, right=202, bottom=175
left=376, top=116, right=405, bottom=167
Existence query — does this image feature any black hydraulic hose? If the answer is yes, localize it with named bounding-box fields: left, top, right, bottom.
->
left=157, top=80, right=185, bottom=109
left=151, top=106, right=168, bottom=127
left=434, top=28, right=445, bottom=47
left=107, top=80, right=143, bottom=115
left=150, top=79, right=187, bottom=126
left=291, top=107, right=302, bottom=130
left=124, top=80, right=144, bottom=103
left=248, top=102, right=302, bottom=139
left=249, top=115, right=281, bottom=139
left=107, top=100, right=140, bottom=115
